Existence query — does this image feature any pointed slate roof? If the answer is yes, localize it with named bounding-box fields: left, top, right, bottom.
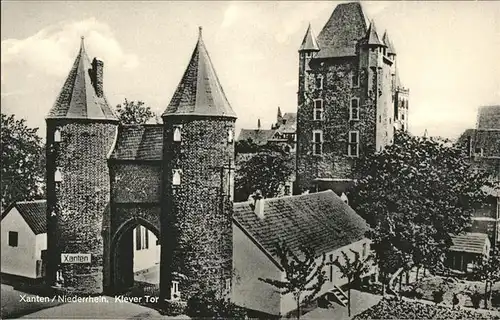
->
left=476, top=105, right=500, bottom=130
left=162, top=27, right=237, bottom=119
left=316, top=2, right=368, bottom=58
left=46, top=37, right=117, bottom=121
left=299, top=23, right=320, bottom=52
left=366, top=20, right=384, bottom=46
left=382, top=30, right=396, bottom=55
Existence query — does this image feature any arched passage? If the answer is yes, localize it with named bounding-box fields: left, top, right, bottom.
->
left=109, top=217, right=160, bottom=294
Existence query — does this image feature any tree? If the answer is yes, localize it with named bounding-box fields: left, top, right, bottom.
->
left=235, top=150, right=294, bottom=202
left=331, top=249, right=374, bottom=316
left=259, top=242, right=327, bottom=319
left=115, top=98, right=155, bottom=124
left=186, top=288, right=246, bottom=320
left=351, top=131, right=493, bottom=280
left=473, top=248, right=500, bottom=309
left=1, top=113, right=45, bottom=210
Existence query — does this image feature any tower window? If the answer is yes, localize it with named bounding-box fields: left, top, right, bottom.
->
left=8, top=231, right=18, bottom=247
left=172, top=169, right=182, bottom=186
left=173, top=125, right=182, bottom=142
left=55, top=168, right=62, bottom=182
left=348, top=131, right=359, bottom=157
left=54, top=128, right=61, bottom=142
left=351, top=72, right=360, bottom=88
left=228, top=129, right=234, bottom=143
left=313, top=130, right=323, bottom=155
left=316, top=75, right=323, bottom=90
left=350, top=98, right=360, bottom=120
left=402, top=113, right=405, bottom=120
left=313, top=99, right=323, bottom=120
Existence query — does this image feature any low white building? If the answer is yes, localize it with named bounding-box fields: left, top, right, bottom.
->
left=132, top=225, right=160, bottom=273
left=1, top=200, right=47, bottom=279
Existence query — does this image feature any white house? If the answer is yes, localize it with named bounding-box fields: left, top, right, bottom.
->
left=232, top=190, right=373, bottom=317
left=1, top=200, right=47, bottom=279
left=1, top=200, right=160, bottom=280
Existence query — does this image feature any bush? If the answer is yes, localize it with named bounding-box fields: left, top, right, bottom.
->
left=469, top=291, right=483, bottom=309
left=186, top=290, right=246, bottom=320
left=492, top=290, right=500, bottom=308
left=432, top=289, right=445, bottom=304
left=161, top=300, right=187, bottom=316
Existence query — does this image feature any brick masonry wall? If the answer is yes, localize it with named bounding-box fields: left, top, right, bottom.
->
left=296, top=56, right=377, bottom=193
left=161, top=116, right=235, bottom=301
left=46, top=120, right=117, bottom=294
left=110, top=163, right=161, bottom=204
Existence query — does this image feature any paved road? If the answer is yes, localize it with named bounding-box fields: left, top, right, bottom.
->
left=1, top=284, right=63, bottom=319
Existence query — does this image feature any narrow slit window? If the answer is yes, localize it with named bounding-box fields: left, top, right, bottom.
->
left=54, top=129, right=61, bottom=142
left=173, top=125, right=182, bottom=142
left=173, top=169, right=182, bottom=186
left=316, top=75, right=323, bottom=89
left=351, top=72, right=359, bottom=88
left=55, top=168, right=62, bottom=182
left=228, top=129, right=234, bottom=143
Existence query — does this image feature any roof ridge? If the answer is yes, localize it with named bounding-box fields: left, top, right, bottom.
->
left=16, top=199, right=47, bottom=204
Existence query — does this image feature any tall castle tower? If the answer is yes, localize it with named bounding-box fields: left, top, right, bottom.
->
left=160, top=28, right=237, bottom=301
left=45, top=38, right=119, bottom=293
left=296, top=2, right=409, bottom=194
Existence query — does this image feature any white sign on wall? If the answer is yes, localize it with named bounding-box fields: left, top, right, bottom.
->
left=61, top=253, right=91, bottom=264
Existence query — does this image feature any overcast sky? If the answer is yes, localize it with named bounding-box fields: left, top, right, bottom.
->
left=2, top=1, right=499, bottom=139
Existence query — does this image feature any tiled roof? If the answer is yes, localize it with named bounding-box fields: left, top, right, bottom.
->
left=110, top=125, right=163, bottom=161
left=162, top=28, right=237, bottom=119
left=238, top=129, right=276, bottom=145
left=46, top=38, right=117, bottom=121
left=316, top=2, right=368, bottom=59
left=233, top=190, right=369, bottom=259
left=449, top=233, right=489, bottom=255
left=476, top=105, right=500, bottom=130
left=2, top=200, right=47, bottom=235
left=382, top=31, right=396, bottom=55
left=299, top=23, right=320, bottom=52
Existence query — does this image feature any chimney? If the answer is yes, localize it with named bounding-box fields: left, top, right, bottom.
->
left=91, top=58, right=104, bottom=97
left=251, top=190, right=265, bottom=219
left=257, top=119, right=261, bottom=130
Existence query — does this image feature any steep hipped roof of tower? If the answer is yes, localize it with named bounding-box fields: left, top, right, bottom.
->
left=162, top=28, right=237, bottom=119
left=366, top=20, right=384, bottom=46
left=46, top=38, right=117, bottom=121
left=315, top=2, right=368, bottom=58
left=299, top=23, right=320, bottom=52
left=382, top=31, right=396, bottom=54
left=476, top=105, right=500, bottom=130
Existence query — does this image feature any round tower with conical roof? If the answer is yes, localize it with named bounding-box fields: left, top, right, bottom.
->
left=298, top=23, right=320, bottom=108
left=160, top=27, right=237, bottom=302
left=45, top=37, right=119, bottom=294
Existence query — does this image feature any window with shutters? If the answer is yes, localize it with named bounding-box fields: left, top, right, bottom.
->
left=313, top=130, right=323, bottom=155
left=313, top=99, right=323, bottom=121
left=348, top=131, right=359, bottom=157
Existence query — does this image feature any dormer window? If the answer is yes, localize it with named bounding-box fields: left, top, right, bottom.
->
left=228, top=129, right=234, bottom=143
left=55, top=168, right=62, bottom=182
left=316, top=75, right=323, bottom=90
left=173, top=125, right=182, bottom=142
left=172, top=169, right=182, bottom=186
left=54, top=128, right=61, bottom=142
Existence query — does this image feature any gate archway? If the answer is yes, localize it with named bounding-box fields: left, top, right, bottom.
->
left=109, top=217, right=160, bottom=294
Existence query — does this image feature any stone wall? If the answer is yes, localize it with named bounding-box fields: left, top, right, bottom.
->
left=46, top=120, right=118, bottom=294
left=161, top=116, right=235, bottom=301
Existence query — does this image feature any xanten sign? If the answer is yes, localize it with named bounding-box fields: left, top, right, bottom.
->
left=61, top=253, right=91, bottom=264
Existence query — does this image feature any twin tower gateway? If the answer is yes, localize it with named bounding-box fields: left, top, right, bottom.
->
left=45, top=28, right=235, bottom=300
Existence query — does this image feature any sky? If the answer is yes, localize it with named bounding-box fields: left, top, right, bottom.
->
left=1, top=1, right=499, bottom=140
